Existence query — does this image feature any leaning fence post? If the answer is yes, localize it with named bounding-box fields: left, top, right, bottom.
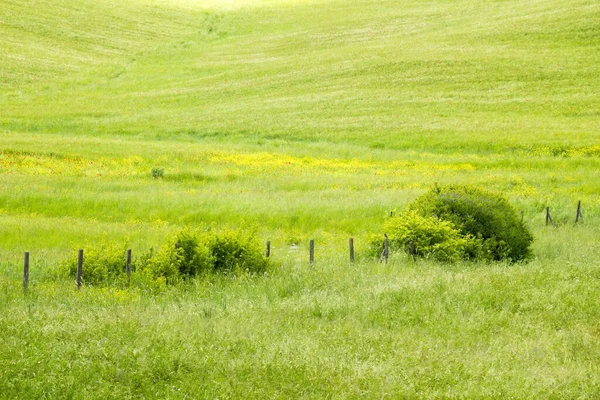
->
left=575, top=200, right=583, bottom=223
left=76, top=249, right=83, bottom=289
left=266, top=241, right=271, bottom=258
left=309, top=239, right=314, bottom=265
left=23, top=252, right=30, bottom=291
left=349, top=238, right=355, bottom=263
left=126, top=249, right=132, bottom=282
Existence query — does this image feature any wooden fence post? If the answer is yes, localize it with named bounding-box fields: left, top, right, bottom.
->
left=23, top=252, right=29, bottom=291
left=408, top=240, right=416, bottom=261
left=76, top=249, right=83, bottom=289
left=126, top=249, right=132, bottom=282
left=575, top=200, right=583, bottom=223
left=545, top=207, right=554, bottom=226
left=380, top=234, right=389, bottom=264
left=266, top=241, right=271, bottom=258
left=349, top=238, right=354, bottom=263
left=309, top=239, right=314, bottom=265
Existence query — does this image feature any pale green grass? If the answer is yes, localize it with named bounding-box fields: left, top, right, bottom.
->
left=1, top=0, right=599, bottom=150
left=1, top=0, right=600, bottom=397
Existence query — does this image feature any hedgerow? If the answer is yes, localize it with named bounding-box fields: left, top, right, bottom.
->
left=62, top=229, right=272, bottom=287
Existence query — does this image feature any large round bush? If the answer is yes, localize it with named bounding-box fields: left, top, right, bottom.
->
left=408, top=185, right=533, bottom=261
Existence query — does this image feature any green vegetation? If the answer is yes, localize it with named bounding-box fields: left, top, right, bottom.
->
left=2, top=226, right=600, bottom=398
left=61, top=240, right=130, bottom=286
left=379, top=211, right=470, bottom=262
left=206, top=228, right=271, bottom=274
left=1, top=0, right=599, bottom=397
left=407, top=185, right=534, bottom=261
left=61, top=229, right=272, bottom=287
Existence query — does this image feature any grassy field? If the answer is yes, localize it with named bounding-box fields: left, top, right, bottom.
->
left=1, top=0, right=599, bottom=397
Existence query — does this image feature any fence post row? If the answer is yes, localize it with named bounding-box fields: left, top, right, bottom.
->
left=13, top=204, right=595, bottom=293
left=23, top=252, right=30, bottom=290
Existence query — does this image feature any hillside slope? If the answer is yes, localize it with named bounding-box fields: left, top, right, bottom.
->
left=1, top=0, right=599, bottom=151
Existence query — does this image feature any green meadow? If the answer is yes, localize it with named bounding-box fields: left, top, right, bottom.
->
left=1, top=0, right=599, bottom=397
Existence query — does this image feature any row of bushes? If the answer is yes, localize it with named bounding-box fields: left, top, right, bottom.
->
left=62, top=186, right=534, bottom=287
left=61, top=229, right=272, bottom=287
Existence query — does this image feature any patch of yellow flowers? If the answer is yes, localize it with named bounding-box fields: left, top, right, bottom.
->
left=209, top=151, right=475, bottom=176
left=0, top=151, right=144, bottom=177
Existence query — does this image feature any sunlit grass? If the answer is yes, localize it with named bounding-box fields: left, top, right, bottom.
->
left=1, top=0, right=599, bottom=396
left=1, top=227, right=600, bottom=397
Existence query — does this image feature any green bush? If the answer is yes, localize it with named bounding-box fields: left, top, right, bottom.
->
left=139, top=228, right=270, bottom=284
left=151, top=167, right=164, bottom=179
left=61, top=240, right=128, bottom=286
left=141, top=230, right=213, bottom=283
left=383, top=211, right=471, bottom=262
left=408, top=185, right=533, bottom=261
left=205, top=229, right=270, bottom=274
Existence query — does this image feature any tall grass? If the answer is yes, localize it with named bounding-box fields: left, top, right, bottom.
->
left=1, top=224, right=599, bottom=398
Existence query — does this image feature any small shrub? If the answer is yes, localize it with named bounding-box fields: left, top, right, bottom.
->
left=138, top=228, right=269, bottom=283
left=141, top=230, right=213, bottom=283
left=408, top=185, right=533, bottom=261
left=205, top=229, right=270, bottom=274
left=174, top=230, right=214, bottom=276
left=383, top=211, right=471, bottom=262
left=151, top=167, right=164, bottom=179
left=64, top=229, right=271, bottom=288
left=60, top=240, right=128, bottom=286
left=142, top=242, right=181, bottom=283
